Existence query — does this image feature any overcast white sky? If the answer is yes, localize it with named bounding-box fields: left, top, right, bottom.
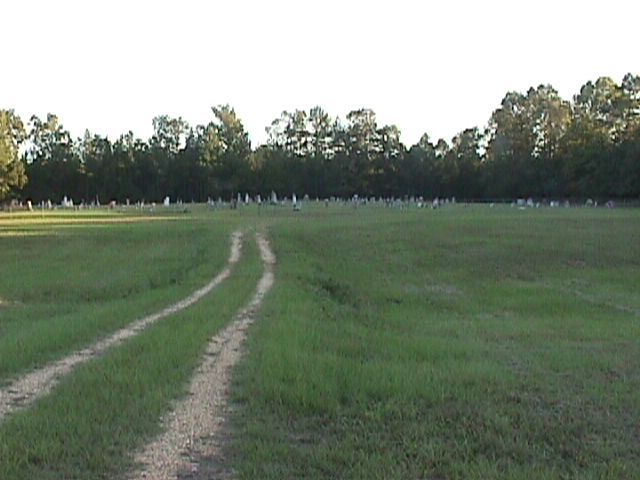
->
left=2, top=0, right=639, bottom=146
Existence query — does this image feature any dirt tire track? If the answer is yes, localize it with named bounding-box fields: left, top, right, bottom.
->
left=0, top=231, right=243, bottom=422
left=129, top=232, right=275, bottom=480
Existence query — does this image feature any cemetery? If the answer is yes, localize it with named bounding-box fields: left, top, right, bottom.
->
left=1, top=0, right=638, bottom=475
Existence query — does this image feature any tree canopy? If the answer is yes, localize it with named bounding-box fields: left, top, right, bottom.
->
left=2, top=74, right=639, bottom=204
left=0, top=110, right=27, bottom=201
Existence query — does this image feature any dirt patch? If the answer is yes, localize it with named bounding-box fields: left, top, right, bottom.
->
left=566, top=259, right=588, bottom=269
left=129, top=232, right=275, bottom=480
left=0, top=296, right=20, bottom=308
left=425, top=283, right=462, bottom=296
left=568, top=287, right=640, bottom=317
left=0, top=231, right=243, bottom=423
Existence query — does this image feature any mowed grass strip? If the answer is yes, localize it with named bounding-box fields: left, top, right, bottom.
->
left=0, top=211, right=234, bottom=383
left=0, top=231, right=262, bottom=480
left=228, top=206, right=640, bottom=479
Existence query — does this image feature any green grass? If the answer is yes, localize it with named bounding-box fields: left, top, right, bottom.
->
left=0, top=210, right=235, bottom=383
left=1, top=205, right=639, bottom=479
left=0, top=225, right=262, bottom=479
left=227, top=205, right=640, bottom=479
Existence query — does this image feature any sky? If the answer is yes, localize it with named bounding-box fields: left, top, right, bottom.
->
left=2, top=0, right=639, bottom=146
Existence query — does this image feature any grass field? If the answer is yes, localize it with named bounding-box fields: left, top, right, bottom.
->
left=1, top=205, right=639, bottom=479
left=225, top=205, right=640, bottom=479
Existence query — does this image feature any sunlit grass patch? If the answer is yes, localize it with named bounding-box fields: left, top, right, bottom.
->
left=0, top=212, right=184, bottom=227
left=0, top=229, right=64, bottom=237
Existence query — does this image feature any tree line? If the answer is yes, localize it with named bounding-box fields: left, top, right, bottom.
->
left=1, top=74, right=639, bottom=204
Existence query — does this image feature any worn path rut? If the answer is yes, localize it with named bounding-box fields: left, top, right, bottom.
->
left=0, top=231, right=243, bottom=423
left=130, top=232, right=275, bottom=480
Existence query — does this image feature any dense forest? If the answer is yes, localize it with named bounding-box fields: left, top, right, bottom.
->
left=1, top=74, right=639, bottom=204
